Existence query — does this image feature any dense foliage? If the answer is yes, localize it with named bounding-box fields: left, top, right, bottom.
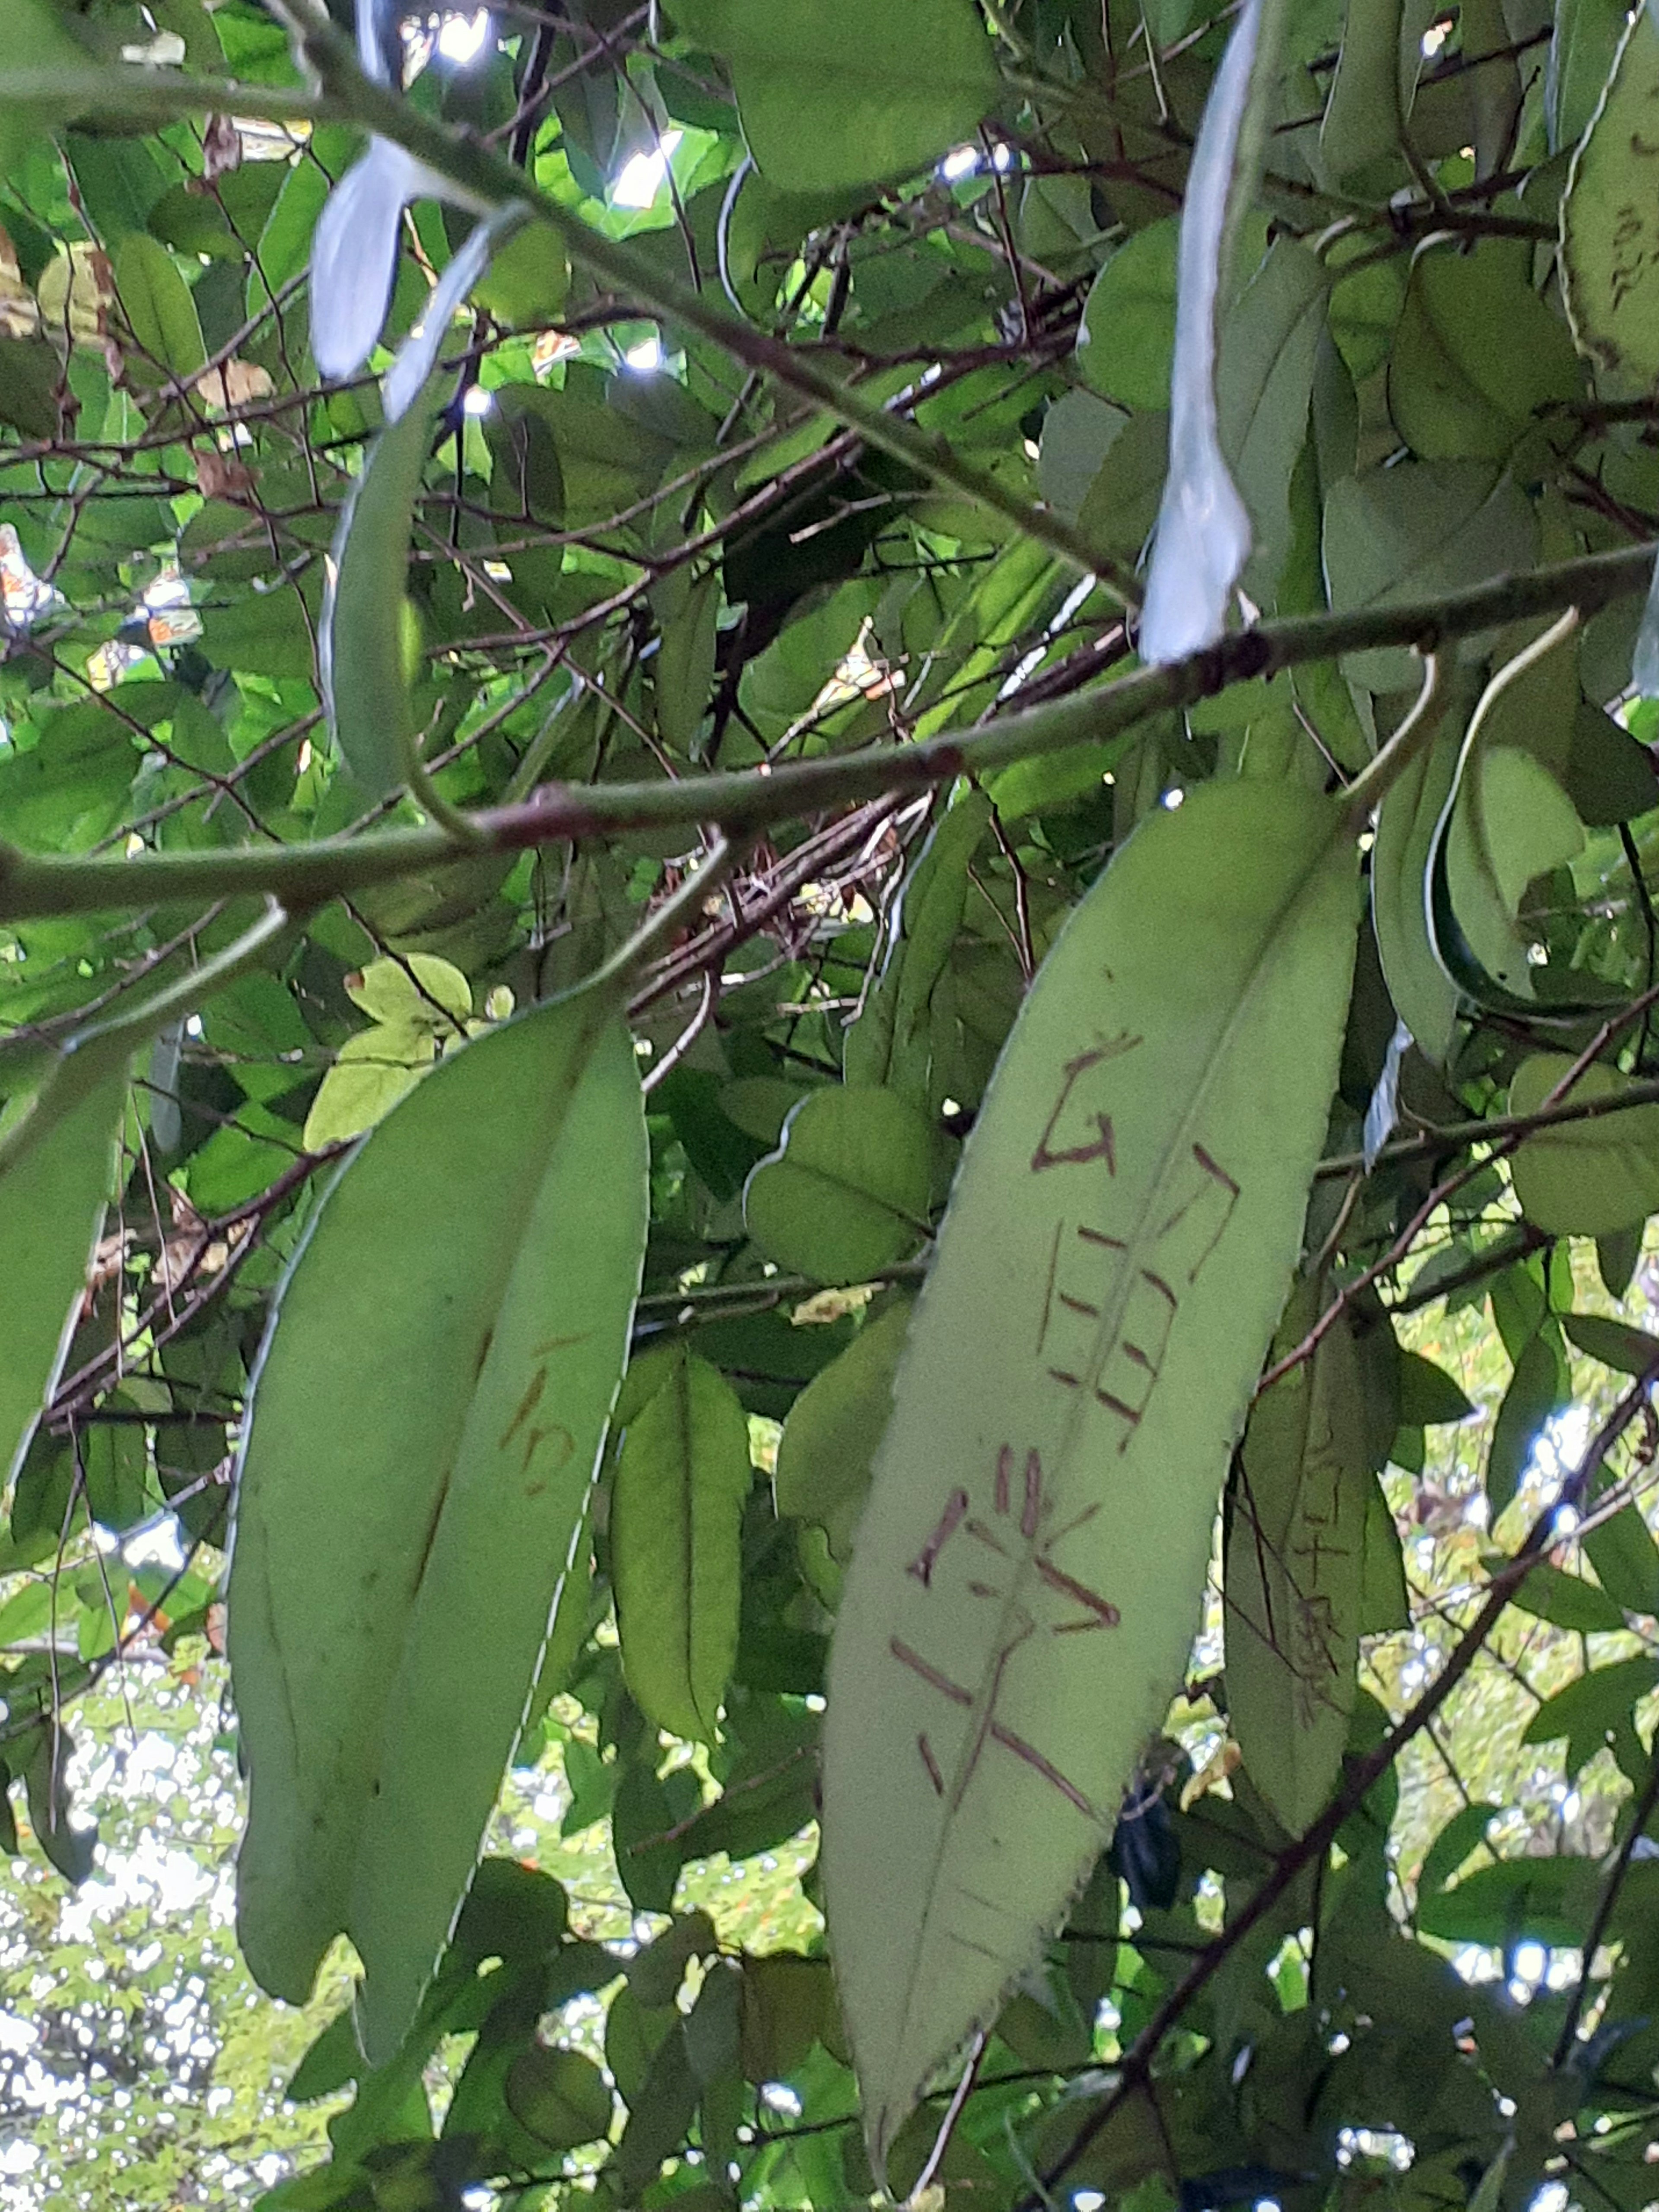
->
left=15, top=1, right=1659, bottom=2207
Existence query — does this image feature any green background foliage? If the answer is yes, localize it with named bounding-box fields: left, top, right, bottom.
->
left=9, top=3, right=1659, bottom=2210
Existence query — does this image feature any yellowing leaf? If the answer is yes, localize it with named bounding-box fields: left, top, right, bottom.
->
left=35, top=243, right=112, bottom=348
left=821, top=779, right=1358, bottom=2173
left=301, top=1017, right=435, bottom=1150
left=612, top=1345, right=753, bottom=1743
left=346, top=953, right=471, bottom=1029
left=230, top=985, right=647, bottom=2063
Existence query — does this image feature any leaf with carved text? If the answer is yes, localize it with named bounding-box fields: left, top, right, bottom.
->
left=229, top=983, right=646, bottom=2064
left=1226, top=1281, right=1368, bottom=1835
left=822, top=779, right=1358, bottom=2173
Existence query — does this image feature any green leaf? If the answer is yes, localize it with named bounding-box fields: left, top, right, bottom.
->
left=1216, top=236, right=1326, bottom=602
left=1323, top=463, right=1536, bottom=693
left=0, top=1070, right=124, bottom=1483
left=669, top=0, right=996, bottom=194
left=1319, top=0, right=1434, bottom=191
left=111, top=233, right=204, bottom=382
left=1565, top=700, right=1659, bottom=825
left=1226, top=1284, right=1368, bottom=1834
left=505, top=2045, right=613, bottom=2150
left=774, top=1298, right=913, bottom=1591
left=229, top=985, right=647, bottom=2064
left=654, top=570, right=720, bottom=754
left=1370, top=720, right=1460, bottom=1062
left=612, top=1344, right=753, bottom=1744
left=1561, top=1310, right=1659, bottom=1375
left=844, top=791, right=991, bottom=1110
left=1549, top=0, right=1631, bottom=154
left=1563, top=8, right=1659, bottom=383
left=1433, top=749, right=1585, bottom=1006
left=470, top=218, right=570, bottom=329
left=20, top=1721, right=95, bottom=1885
left=1583, top=1502, right=1659, bottom=1617
left=1521, top=1653, right=1659, bottom=1756
left=1076, top=220, right=1178, bottom=410
left=1510, top=1054, right=1659, bottom=1236
left=1597, top=1224, right=1643, bottom=1299
left=1504, top=1558, right=1627, bottom=1633
left=1395, top=1350, right=1474, bottom=1426
left=200, top=586, right=315, bottom=680
left=1487, top=1328, right=1565, bottom=1515
left=1418, top=1800, right=1499, bottom=1899
left=1388, top=240, right=1580, bottom=462
left=743, top=1086, right=933, bottom=1285
left=0, top=338, right=64, bottom=441
left=1358, top=1471, right=1410, bottom=1634
left=821, top=777, right=1358, bottom=2173
left=1414, top=1854, right=1586, bottom=1946
left=321, top=384, right=436, bottom=804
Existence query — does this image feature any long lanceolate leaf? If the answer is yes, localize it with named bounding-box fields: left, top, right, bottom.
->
left=0, top=1071, right=126, bottom=1483
left=821, top=781, right=1358, bottom=2173
left=1139, top=0, right=1286, bottom=662
left=319, top=388, right=437, bottom=804
left=228, top=984, right=647, bottom=2063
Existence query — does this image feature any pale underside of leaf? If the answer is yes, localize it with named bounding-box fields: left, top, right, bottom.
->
left=822, top=779, right=1358, bottom=2175
left=229, top=989, right=646, bottom=2060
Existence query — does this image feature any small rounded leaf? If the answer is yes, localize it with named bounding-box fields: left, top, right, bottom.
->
left=743, top=1087, right=932, bottom=1284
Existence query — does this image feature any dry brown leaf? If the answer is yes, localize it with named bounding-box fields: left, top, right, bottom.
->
left=197, top=356, right=274, bottom=411
left=193, top=447, right=256, bottom=500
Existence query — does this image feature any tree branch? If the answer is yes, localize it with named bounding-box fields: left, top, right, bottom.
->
left=1, top=534, right=1652, bottom=924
